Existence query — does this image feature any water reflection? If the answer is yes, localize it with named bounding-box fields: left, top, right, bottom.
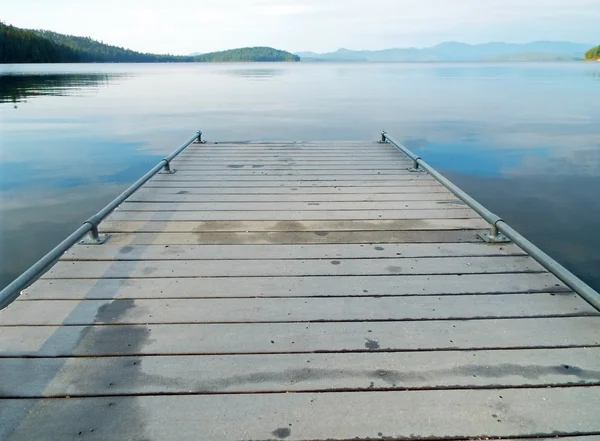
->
left=227, top=68, right=284, bottom=79
left=0, top=73, right=123, bottom=105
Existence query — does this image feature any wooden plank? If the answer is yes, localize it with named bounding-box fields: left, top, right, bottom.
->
left=100, top=230, right=487, bottom=245
left=3, top=388, right=600, bottom=440
left=143, top=180, right=443, bottom=188
left=2, top=317, right=600, bottom=356
left=127, top=193, right=459, bottom=202
left=119, top=201, right=468, bottom=211
left=140, top=180, right=448, bottom=189
left=2, top=294, right=594, bottom=326
left=134, top=183, right=451, bottom=193
left=166, top=171, right=417, bottom=176
left=135, top=185, right=448, bottom=194
left=64, top=243, right=525, bottom=261
left=151, top=173, right=436, bottom=179
left=172, top=156, right=412, bottom=162
left=21, top=273, right=569, bottom=300
left=100, top=219, right=489, bottom=232
left=3, top=348, right=600, bottom=397
left=179, top=145, right=390, bottom=151
left=42, top=256, right=545, bottom=279
left=173, top=156, right=409, bottom=161
left=168, top=172, right=422, bottom=177
left=106, top=209, right=480, bottom=221
left=177, top=162, right=412, bottom=168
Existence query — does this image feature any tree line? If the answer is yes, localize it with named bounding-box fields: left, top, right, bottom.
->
left=585, top=45, right=600, bottom=60
left=0, top=22, right=300, bottom=63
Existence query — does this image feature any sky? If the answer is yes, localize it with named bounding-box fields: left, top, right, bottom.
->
left=1, top=0, right=598, bottom=54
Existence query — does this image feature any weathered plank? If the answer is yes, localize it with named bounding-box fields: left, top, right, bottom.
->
left=42, top=256, right=545, bottom=279
left=128, top=192, right=459, bottom=202
left=4, top=388, right=600, bottom=441
left=119, top=201, right=468, bottom=211
left=173, top=157, right=411, bottom=163
left=151, top=173, right=436, bottom=180
left=2, top=294, right=593, bottom=326
left=20, top=273, right=569, bottom=300
left=100, top=219, right=489, bottom=232
left=137, top=185, right=448, bottom=193
left=144, top=181, right=444, bottom=188
left=3, top=348, right=599, bottom=397
left=171, top=157, right=413, bottom=163
left=2, top=317, right=600, bottom=356
left=64, top=243, right=525, bottom=261
left=146, top=179, right=437, bottom=187
left=107, top=209, right=480, bottom=221
left=102, top=230, right=485, bottom=245
left=165, top=170, right=418, bottom=176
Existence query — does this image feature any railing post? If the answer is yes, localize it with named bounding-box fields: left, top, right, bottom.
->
left=378, top=131, right=387, bottom=143
left=79, top=224, right=109, bottom=245
left=407, top=158, right=426, bottom=173
left=160, top=159, right=175, bottom=174
left=478, top=221, right=510, bottom=243
left=196, top=130, right=206, bottom=144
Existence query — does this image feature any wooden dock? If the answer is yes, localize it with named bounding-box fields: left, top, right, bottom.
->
left=1, top=140, right=600, bottom=441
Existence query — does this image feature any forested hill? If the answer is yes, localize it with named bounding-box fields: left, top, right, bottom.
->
left=33, top=29, right=185, bottom=62
left=0, top=23, right=80, bottom=63
left=0, top=22, right=299, bottom=63
left=194, top=47, right=299, bottom=62
left=585, top=45, right=600, bottom=60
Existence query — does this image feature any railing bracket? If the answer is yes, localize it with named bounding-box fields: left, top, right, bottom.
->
left=80, top=233, right=109, bottom=245
left=478, top=231, right=510, bottom=243
left=159, top=161, right=177, bottom=174
left=407, top=158, right=426, bottom=173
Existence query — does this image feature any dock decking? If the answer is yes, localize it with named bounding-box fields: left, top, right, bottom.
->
left=2, top=140, right=600, bottom=441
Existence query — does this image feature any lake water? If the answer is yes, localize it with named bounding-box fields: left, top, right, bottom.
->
left=1, top=62, right=599, bottom=293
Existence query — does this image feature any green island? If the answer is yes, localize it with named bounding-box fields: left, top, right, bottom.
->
left=584, top=45, right=600, bottom=60
left=0, top=22, right=299, bottom=63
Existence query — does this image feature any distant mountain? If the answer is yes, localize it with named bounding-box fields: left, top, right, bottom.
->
left=585, top=45, right=600, bottom=60
left=296, top=41, right=592, bottom=62
left=0, top=22, right=299, bottom=63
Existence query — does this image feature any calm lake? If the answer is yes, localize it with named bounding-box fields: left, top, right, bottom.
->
left=1, top=62, right=599, bottom=292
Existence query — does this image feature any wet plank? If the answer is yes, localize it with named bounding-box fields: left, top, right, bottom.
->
left=64, top=243, right=525, bottom=261
left=101, top=218, right=488, bottom=232
left=3, top=348, right=599, bottom=397
left=102, top=230, right=485, bottom=245
left=20, top=273, right=570, bottom=300
left=2, top=294, right=594, bottom=326
left=3, top=317, right=600, bottom=357
left=42, top=256, right=546, bottom=279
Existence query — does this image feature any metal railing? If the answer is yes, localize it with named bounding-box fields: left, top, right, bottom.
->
left=0, top=131, right=204, bottom=310
left=380, top=131, right=600, bottom=312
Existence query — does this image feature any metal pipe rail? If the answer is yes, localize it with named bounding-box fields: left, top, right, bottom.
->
left=0, top=131, right=203, bottom=310
left=381, top=131, right=600, bottom=312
